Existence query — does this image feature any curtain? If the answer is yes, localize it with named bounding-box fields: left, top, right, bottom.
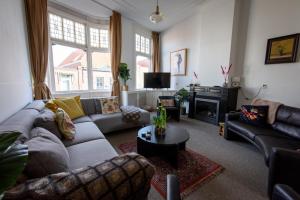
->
left=152, top=31, right=160, bottom=72
left=110, top=11, right=122, bottom=97
left=24, top=0, right=51, bottom=100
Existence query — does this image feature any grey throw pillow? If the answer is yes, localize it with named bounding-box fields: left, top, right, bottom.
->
left=24, top=127, right=70, bottom=178
left=34, top=109, right=62, bottom=139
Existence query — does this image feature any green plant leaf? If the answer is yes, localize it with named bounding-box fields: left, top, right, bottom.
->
left=0, top=132, right=28, bottom=195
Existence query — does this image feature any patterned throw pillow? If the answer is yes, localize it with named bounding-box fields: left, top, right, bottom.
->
left=100, top=97, right=121, bottom=114
left=4, top=153, right=155, bottom=200
left=240, top=105, right=269, bottom=126
left=55, top=108, right=75, bottom=140
left=160, top=99, right=175, bottom=107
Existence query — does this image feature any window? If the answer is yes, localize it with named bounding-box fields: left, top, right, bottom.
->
left=92, top=52, right=112, bottom=90
left=48, top=12, right=110, bottom=93
left=135, top=33, right=151, bottom=89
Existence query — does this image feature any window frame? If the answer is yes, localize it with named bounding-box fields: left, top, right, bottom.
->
left=134, top=32, right=152, bottom=90
left=47, top=9, right=111, bottom=94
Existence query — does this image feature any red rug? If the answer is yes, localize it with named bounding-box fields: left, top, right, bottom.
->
left=118, top=141, right=224, bottom=199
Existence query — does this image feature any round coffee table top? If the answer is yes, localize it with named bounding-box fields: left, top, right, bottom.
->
left=137, top=125, right=189, bottom=146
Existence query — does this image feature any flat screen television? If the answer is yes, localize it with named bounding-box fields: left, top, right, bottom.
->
left=144, top=73, right=171, bottom=88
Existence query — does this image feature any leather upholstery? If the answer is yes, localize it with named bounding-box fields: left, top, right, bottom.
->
left=269, top=148, right=300, bottom=197
left=225, top=105, right=300, bottom=166
left=276, top=105, right=300, bottom=127
left=272, top=122, right=300, bottom=140
left=272, top=184, right=300, bottom=200
left=158, top=96, right=181, bottom=121
left=254, top=136, right=300, bottom=165
left=167, top=174, right=181, bottom=200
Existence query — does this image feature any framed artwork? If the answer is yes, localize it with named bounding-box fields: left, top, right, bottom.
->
left=170, top=48, right=187, bottom=76
left=265, top=34, right=300, bottom=64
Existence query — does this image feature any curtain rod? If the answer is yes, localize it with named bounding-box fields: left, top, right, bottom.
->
left=90, top=0, right=113, bottom=11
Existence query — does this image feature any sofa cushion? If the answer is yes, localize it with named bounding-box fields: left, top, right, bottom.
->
left=72, top=116, right=92, bottom=124
left=90, top=109, right=150, bottom=134
left=53, top=96, right=85, bottom=120
left=99, top=97, right=121, bottom=114
left=63, top=122, right=105, bottom=147
left=0, top=109, right=39, bottom=142
left=4, top=153, right=155, bottom=200
left=67, top=139, right=118, bottom=169
left=80, top=98, right=97, bottom=115
left=276, top=105, right=300, bottom=127
left=272, top=122, right=300, bottom=140
left=254, top=135, right=300, bottom=165
left=34, top=109, right=62, bottom=139
left=227, top=120, right=284, bottom=140
left=24, top=128, right=70, bottom=178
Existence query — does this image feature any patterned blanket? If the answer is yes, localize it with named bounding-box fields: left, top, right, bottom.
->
left=121, top=106, right=141, bottom=122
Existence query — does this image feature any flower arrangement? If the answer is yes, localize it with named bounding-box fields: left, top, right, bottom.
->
left=220, top=64, right=232, bottom=87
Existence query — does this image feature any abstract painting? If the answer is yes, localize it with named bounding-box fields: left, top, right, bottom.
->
left=170, top=49, right=187, bottom=76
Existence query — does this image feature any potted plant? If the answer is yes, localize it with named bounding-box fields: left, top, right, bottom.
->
left=0, top=132, right=28, bottom=198
left=153, top=106, right=167, bottom=136
left=119, top=63, right=131, bottom=91
left=175, top=88, right=189, bottom=115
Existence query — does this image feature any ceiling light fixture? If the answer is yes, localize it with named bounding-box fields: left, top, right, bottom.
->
left=149, top=0, right=163, bottom=24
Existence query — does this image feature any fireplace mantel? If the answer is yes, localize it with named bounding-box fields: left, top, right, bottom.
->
left=188, top=86, right=238, bottom=125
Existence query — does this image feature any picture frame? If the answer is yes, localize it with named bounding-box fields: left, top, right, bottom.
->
left=170, top=48, right=187, bottom=76
left=265, top=34, right=300, bottom=64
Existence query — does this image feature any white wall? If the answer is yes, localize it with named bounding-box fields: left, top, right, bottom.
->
left=161, top=0, right=236, bottom=89
left=0, top=0, right=33, bottom=123
left=121, top=16, right=152, bottom=91
left=239, top=0, right=300, bottom=107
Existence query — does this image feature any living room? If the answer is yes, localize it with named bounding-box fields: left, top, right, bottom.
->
left=1, top=0, right=300, bottom=200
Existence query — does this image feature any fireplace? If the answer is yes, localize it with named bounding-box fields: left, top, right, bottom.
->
left=188, top=86, right=238, bottom=125
left=194, top=98, right=220, bottom=124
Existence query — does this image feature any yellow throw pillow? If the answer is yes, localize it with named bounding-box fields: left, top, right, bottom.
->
left=53, top=96, right=85, bottom=120
left=55, top=108, right=75, bottom=140
left=100, top=97, right=121, bottom=114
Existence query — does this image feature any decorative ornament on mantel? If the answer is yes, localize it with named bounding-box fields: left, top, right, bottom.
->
left=149, top=0, right=163, bottom=24
left=220, top=64, right=232, bottom=88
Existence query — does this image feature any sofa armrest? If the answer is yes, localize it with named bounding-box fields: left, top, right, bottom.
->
left=167, top=174, right=181, bottom=200
left=4, top=153, right=155, bottom=200
left=268, top=148, right=300, bottom=197
left=272, top=184, right=300, bottom=200
left=225, top=112, right=241, bottom=121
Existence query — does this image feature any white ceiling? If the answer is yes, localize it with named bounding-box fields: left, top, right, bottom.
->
left=50, top=0, right=206, bottom=32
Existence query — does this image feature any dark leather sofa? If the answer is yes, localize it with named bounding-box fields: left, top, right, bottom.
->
left=224, top=105, right=300, bottom=198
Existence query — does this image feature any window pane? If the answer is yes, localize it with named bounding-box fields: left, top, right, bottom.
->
left=145, top=38, right=150, bottom=54
left=136, top=55, right=150, bottom=89
left=75, top=22, right=85, bottom=45
left=52, top=44, right=88, bottom=91
left=100, top=29, right=109, bottom=48
left=140, top=36, right=145, bottom=53
left=135, top=34, right=140, bottom=52
left=63, top=18, right=75, bottom=42
left=90, top=28, right=100, bottom=48
left=49, top=14, right=63, bottom=39
left=91, top=52, right=112, bottom=90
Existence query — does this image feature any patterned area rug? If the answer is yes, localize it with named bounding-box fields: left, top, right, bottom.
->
left=118, top=141, right=224, bottom=199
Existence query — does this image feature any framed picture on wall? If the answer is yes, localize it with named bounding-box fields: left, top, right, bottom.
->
left=170, top=48, right=187, bottom=76
left=265, top=34, right=300, bottom=64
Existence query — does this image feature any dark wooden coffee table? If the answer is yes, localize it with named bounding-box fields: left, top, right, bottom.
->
left=137, top=125, right=189, bottom=168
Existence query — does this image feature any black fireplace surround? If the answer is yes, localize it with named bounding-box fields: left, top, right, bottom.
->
left=188, top=86, right=238, bottom=124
